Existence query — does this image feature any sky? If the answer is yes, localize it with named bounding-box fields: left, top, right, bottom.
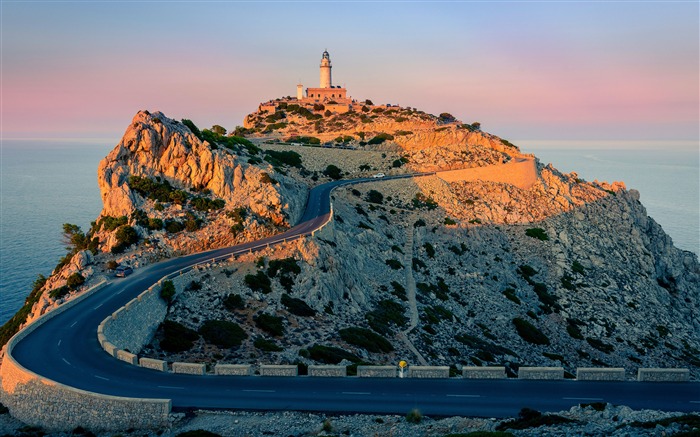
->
left=2, top=1, right=698, bottom=144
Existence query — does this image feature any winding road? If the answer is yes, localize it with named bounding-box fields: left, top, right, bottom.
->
left=6, top=171, right=700, bottom=420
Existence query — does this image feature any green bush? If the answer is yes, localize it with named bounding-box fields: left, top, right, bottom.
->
left=368, top=133, right=394, bottom=145
left=181, top=119, right=203, bottom=141
left=308, top=344, right=361, bottom=364
left=566, top=319, right=584, bottom=340
left=147, top=218, right=163, bottom=230
left=281, top=294, right=316, bottom=316
left=191, top=197, right=225, bottom=212
left=502, top=288, right=521, bottom=304
left=323, top=164, right=342, bottom=180
left=254, top=313, right=285, bottom=336
left=525, top=228, right=549, bottom=241
left=263, top=150, right=303, bottom=168
left=444, top=217, right=457, bottom=225
left=223, top=293, right=245, bottom=311
left=199, top=320, right=247, bottom=348
left=165, top=219, right=185, bottom=234
left=414, top=219, right=426, bottom=228
left=366, top=190, right=384, bottom=204
left=385, top=259, right=403, bottom=270
left=512, top=318, right=550, bottom=345
left=572, top=261, right=585, bottom=275
left=366, top=299, right=407, bottom=334
left=66, top=273, right=85, bottom=290
left=339, top=327, right=394, bottom=353
left=244, top=271, right=272, bottom=294
left=159, top=320, right=199, bottom=352
left=98, top=215, right=128, bottom=232
left=49, top=285, right=70, bottom=299
left=254, top=337, right=283, bottom=352
left=586, top=337, right=614, bottom=353
left=423, top=242, right=435, bottom=258
left=390, top=281, right=407, bottom=301
left=160, top=280, right=175, bottom=304
left=412, top=193, right=438, bottom=210
left=0, top=275, right=46, bottom=347
left=115, top=225, right=138, bottom=246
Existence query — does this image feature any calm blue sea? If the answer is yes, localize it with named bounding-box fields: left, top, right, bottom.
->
left=0, top=139, right=698, bottom=325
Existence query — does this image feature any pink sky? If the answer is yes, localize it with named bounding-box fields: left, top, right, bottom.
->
left=2, top=2, right=698, bottom=142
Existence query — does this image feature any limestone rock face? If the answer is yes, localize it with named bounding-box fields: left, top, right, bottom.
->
left=97, top=111, right=306, bottom=227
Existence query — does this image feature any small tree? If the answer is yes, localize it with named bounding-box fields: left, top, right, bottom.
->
left=160, top=280, right=175, bottom=304
left=366, top=190, right=384, bottom=204
left=323, top=165, right=342, bottom=180
left=211, top=124, right=226, bottom=136
left=66, top=273, right=85, bottom=290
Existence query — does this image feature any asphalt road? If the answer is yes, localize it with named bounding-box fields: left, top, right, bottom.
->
left=9, top=174, right=700, bottom=417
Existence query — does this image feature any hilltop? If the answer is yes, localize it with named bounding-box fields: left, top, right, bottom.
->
left=1, top=101, right=698, bottom=385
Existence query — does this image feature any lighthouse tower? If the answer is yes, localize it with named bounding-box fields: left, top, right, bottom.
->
left=319, top=50, right=332, bottom=88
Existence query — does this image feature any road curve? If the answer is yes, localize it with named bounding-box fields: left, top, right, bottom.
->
left=7, top=173, right=700, bottom=418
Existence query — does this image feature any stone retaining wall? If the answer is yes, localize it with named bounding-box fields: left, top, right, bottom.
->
left=462, top=366, right=506, bottom=379
left=0, top=280, right=171, bottom=431
left=518, top=367, right=564, bottom=380
left=357, top=366, right=396, bottom=378
left=407, top=366, right=450, bottom=378
left=637, top=368, right=690, bottom=382
left=215, top=364, right=253, bottom=376
left=308, top=365, right=346, bottom=377
left=101, top=284, right=167, bottom=354
left=260, top=365, right=298, bottom=376
left=173, top=362, right=206, bottom=375
left=116, top=350, right=138, bottom=366
left=577, top=368, right=626, bottom=381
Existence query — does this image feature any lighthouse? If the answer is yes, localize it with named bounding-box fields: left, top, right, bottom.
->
left=320, top=50, right=332, bottom=88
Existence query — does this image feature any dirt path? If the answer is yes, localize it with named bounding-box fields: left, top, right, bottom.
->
left=398, top=213, right=428, bottom=366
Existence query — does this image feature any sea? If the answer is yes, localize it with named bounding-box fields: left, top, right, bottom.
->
left=0, top=139, right=698, bottom=325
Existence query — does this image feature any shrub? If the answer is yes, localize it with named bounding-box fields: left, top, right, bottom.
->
left=160, top=320, right=198, bottom=352
left=147, top=218, right=163, bottom=230
left=366, top=299, right=407, bottom=334
left=281, top=294, right=316, bottom=317
left=263, top=150, right=303, bottom=168
left=66, top=273, right=85, bottom=290
left=106, top=260, right=119, bottom=270
left=0, top=275, right=46, bottom=347
left=181, top=119, right=203, bottom=141
left=572, top=261, right=585, bottom=275
left=223, top=293, right=244, bottom=311
left=115, top=225, right=138, bottom=246
left=586, top=337, right=614, bottom=353
left=512, top=318, right=550, bottom=345
left=566, top=319, right=584, bottom=340
left=444, top=217, right=456, bottom=225
left=191, top=197, right=225, bottom=212
left=254, top=313, right=285, bottom=336
left=160, top=280, right=175, bottom=304
left=244, top=271, right=272, bottom=294
left=254, top=337, right=283, bottom=352
left=368, top=133, right=394, bottom=145
left=199, top=320, right=247, bottom=348
left=308, top=344, right=361, bottom=364
left=414, top=219, right=426, bottom=228
left=525, top=228, right=549, bottom=241
left=390, top=281, right=407, bottom=301
left=323, top=164, right=342, bottom=180
left=49, top=285, right=70, bottom=299
left=176, top=430, right=222, bottom=437
left=423, top=242, right=435, bottom=258
left=339, top=327, right=394, bottom=353
left=165, top=219, right=185, bottom=234
left=385, top=259, right=403, bottom=270
left=502, top=288, right=521, bottom=304
left=406, top=408, right=422, bottom=424
left=412, top=193, right=438, bottom=210
left=366, top=190, right=384, bottom=204
left=98, top=215, right=128, bottom=232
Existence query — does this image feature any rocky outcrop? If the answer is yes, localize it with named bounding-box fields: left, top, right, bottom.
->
left=97, top=111, right=306, bottom=226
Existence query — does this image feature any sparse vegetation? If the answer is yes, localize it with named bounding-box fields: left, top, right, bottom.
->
left=199, top=320, right=247, bottom=348
left=223, top=293, right=245, bottom=311
left=366, top=299, right=407, bottom=334
left=339, top=327, right=394, bottom=353
left=308, top=344, right=361, bottom=364
left=160, top=280, right=175, bottom=304
left=513, top=318, right=550, bottom=345
left=496, top=408, right=576, bottom=431
left=254, top=313, right=285, bottom=336
left=281, top=293, right=316, bottom=317
left=323, top=164, right=342, bottom=180
left=525, top=227, right=549, bottom=241
left=159, top=320, right=198, bottom=352
left=244, top=271, right=272, bottom=294
left=254, top=337, right=283, bottom=352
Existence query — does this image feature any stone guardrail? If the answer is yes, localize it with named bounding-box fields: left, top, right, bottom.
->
left=638, top=368, right=690, bottom=382
left=518, top=367, right=565, bottom=380
left=0, top=280, right=171, bottom=432
left=463, top=366, right=507, bottom=379
left=407, top=366, right=450, bottom=378
left=577, top=367, right=626, bottom=381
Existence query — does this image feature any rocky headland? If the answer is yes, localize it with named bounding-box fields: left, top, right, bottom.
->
left=1, top=99, right=698, bottom=434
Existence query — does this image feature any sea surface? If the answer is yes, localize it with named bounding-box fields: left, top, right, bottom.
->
left=0, top=139, right=698, bottom=325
